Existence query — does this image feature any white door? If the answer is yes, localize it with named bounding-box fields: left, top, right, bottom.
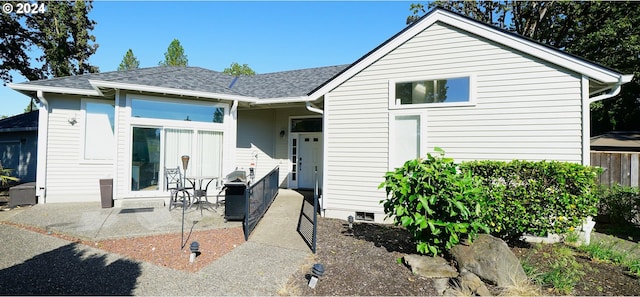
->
left=297, top=133, right=322, bottom=189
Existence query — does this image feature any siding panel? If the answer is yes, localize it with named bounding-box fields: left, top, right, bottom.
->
left=323, top=22, right=584, bottom=222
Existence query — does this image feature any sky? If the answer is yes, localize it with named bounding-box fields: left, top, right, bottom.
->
left=0, top=0, right=416, bottom=117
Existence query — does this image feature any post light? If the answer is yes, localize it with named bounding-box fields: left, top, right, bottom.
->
left=347, top=215, right=354, bottom=236
left=189, top=241, right=200, bottom=263
left=308, top=263, right=324, bottom=289
left=181, top=155, right=190, bottom=171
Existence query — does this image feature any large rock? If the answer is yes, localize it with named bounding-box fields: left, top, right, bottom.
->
left=450, top=234, right=527, bottom=287
left=403, top=254, right=459, bottom=278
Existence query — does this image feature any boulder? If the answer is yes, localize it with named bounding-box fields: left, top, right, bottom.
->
left=458, top=271, right=491, bottom=296
left=403, top=254, right=459, bottom=278
left=450, top=234, right=527, bottom=287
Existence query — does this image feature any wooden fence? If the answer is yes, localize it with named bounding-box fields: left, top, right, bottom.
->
left=591, top=151, right=640, bottom=187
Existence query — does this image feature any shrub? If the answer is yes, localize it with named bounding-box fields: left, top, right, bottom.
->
left=459, top=160, right=601, bottom=240
left=597, top=184, right=640, bottom=226
left=0, top=163, right=19, bottom=188
left=379, top=148, right=488, bottom=256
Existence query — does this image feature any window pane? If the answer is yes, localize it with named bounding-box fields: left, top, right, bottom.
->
left=396, top=77, right=469, bottom=104
left=291, top=118, right=322, bottom=132
left=164, top=129, right=193, bottom=176
left=392, top=115, right=420, bottom=168
left=85, top=101, right=114, bottom=160
left=197, top=131, right=223, bottom=177
left=132, top=99, right=224, bottom=123
left=132, top=127, right=161, bottom=191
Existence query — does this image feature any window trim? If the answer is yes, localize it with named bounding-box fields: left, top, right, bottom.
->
left=388, top=74, right=476, bottom=110
left=80, top=98, right=115, bottom=164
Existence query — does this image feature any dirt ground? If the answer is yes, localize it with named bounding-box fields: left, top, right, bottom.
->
left=285, top=217, right=640, bottom=296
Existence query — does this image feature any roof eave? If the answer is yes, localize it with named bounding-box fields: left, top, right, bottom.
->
left=88, top=80, right=259, bottom=103
left=8, top=82, right=102, bottom=97
left=308, top=8, right=631, bottom=99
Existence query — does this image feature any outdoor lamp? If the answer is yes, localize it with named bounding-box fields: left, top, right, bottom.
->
left=181, top=155, right=190, bottom=171
left=308, top=263, right=325, bottom=289
left=189, top=241, right=200, bottom=263
left=348, top=215, right=354, bottom=229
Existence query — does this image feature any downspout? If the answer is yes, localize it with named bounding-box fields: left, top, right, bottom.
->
left=305, top=102, right=323, bottom=115
left=583, top=76, right=629, bottom=166
left=36, top=90, right=49, bottom=203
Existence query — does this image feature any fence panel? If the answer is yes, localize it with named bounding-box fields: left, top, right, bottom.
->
left=591, top=151, right=640, bottom=187
left=244, top=166, right=279, bottom=240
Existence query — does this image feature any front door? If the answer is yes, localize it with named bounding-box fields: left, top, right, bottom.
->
left=297, top=133, right=323, bottom=189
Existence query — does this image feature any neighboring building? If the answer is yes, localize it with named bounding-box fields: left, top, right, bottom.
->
left=0, top=110, right=38, bottom=185
left=591, top=131, right=640, bottom=152
left=8, top=9, right=633, bottom=222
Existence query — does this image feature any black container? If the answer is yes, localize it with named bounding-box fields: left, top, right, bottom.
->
left=99, top=179, right=113, bottom=208
left=224, top=182, right=247, bottom=221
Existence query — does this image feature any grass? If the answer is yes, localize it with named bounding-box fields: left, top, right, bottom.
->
left=577, top=240, right=640, bottom=276
left=520, top=244, right=584, bottom=295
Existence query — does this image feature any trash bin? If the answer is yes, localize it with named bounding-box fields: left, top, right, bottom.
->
left=224, top=182, right=247, bottom=221
left=99, top=179, right=113, bottom=208
left=9, top=182, right=36, bottom=207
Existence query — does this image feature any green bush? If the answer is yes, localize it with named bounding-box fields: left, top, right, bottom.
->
left=459, top=160, right=602, bottom=240
left=379, top=148, right=488, bottom=256
left=597, top=184, right=640, bottom=225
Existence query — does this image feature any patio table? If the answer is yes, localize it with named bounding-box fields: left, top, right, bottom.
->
left=186, top=176, right=219, bottom=214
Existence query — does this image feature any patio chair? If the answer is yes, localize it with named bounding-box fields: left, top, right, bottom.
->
left=165, top=167, right=191, bottom=210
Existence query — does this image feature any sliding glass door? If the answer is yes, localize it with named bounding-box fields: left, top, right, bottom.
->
left=131, top=127, right=224, bottom=192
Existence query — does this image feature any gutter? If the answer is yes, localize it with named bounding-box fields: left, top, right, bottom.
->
left=35, top=90, right=49, bottom=203
left=305, top=102, right=324, bottom=115
left=589, top=74, right=634, bottom=103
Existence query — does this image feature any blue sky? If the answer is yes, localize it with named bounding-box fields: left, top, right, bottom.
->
left=1, top=1, right=415, bottom=117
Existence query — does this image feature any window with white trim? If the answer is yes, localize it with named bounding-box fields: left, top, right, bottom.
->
left=393, top=76, right=471, bottom=107
left=83, top=100, right=115, bottom=161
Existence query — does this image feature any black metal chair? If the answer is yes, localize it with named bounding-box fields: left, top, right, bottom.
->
left=165, top=167, right=191, bottom=211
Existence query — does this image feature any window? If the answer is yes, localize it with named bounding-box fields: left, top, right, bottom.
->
left=131, top=127, right=161, bottom=191
left=132, top=98, right=224, bottom=123
left=391, top=115, right=421, bottom=169
left=394, top=76, right=471, bottom=106
left=291, top=118, right=322, bottom=132
left=83, top=100, right=115, bottom=161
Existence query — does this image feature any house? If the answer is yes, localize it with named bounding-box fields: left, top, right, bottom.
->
left=0, top=110, right=38, bottom=185
left=8, top=9, right=633, bottom=222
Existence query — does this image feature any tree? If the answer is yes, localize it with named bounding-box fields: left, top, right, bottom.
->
left=408, top=1, right=640, bottom=134
left=0, top=0, right=99, bottom=84
left=223, top=62, right=256, bottom=76
left=159, top=39, right=188, bottom=66
left=24, top=99, right=38, bottom=113
left=118, top=49, right=140, bottom=71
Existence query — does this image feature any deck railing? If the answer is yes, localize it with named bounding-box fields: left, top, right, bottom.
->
left=243, top=166, right=279, bottom=240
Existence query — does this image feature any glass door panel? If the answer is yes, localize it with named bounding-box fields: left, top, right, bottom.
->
left=132, top=127, right=161, bottom=191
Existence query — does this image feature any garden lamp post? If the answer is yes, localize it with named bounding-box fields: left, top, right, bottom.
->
left=180, top=155, right=190, bottom=249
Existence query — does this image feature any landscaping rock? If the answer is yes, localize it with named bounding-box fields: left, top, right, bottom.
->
left=450, top=234, right=527, bottom=287
left=431, top=278, right=450, bottom=295
left=403, top=254, right=459, bottom=278
left=458, top=271, right=491, bottom=296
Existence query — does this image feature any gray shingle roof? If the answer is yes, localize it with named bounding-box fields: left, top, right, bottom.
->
left=0, top=110, right=38, bottom=132
left=15, top=65, right=350, bottom=100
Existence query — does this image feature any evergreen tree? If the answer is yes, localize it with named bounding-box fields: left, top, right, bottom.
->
left=159, top=39, right=188, bottom=66
left=118, top=49, right=140, bottom=71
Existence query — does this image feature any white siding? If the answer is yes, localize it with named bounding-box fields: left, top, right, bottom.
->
left=44, top=95, right=115, bottom=203
left=236, top=107, right=319, bottom=187
left=323, top=22, right=584, bottom=222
